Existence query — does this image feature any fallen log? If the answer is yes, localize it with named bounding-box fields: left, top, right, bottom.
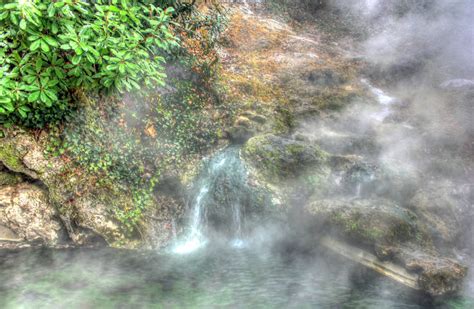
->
left=320, top=236, right=420, bottom=290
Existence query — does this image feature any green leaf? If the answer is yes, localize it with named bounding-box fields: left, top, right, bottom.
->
left=45, top=89, right=58, bottom=101
left=35, top=58, right=43, bottom=72
left=28, top=91, right=40, bottom=102
left=40, top=91, right=52, bottom=106
left=47, top=4, right=56, bottom=17
left=20, top=19, right=27, bottom=30
left=30, top=40, right=41, bottom=51
left=43, top=36, right=59, bottom=47
left=40, top=41, right=50, bottom=52
left=71, top=55, right=81, bottom=65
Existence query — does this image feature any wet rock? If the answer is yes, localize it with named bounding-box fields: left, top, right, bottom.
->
left=293, top=123, right=380, bottom=156
left=305, top=196, right=467, bottom=296
left=359, top=165, right=420, bottom=203
left=0, top=130, right=131, bottom=247
left=0, top=183, right=64, bottom=245
left=408, top=181, right=472, bottom=246
left=318, top=134, right=380, bottom=156
left=70, top=193, right=124, bottom=245
left=242, top=134, right=329, bottom=182
left=395, top=246, right=467, bottom=296
left=234, top=116, right=252, bottom=128
left=0, top=224, right=21, bottom=241
left=306, top=198, right=420, bottom=247
left=251, top=114, right=267, bottom=124
left=0, top=164, right=24, bottom=186
left=142, top=195, right=183, bottom=249
left=225, top=126, right=255, bottom=144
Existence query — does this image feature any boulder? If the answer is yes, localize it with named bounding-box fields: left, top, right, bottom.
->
left=242, top=134, right=330, bottom=182
left=306, top=198, right=420, bottom=247
left=0, top=131, right=131, bottom=247
left=0, top=183, right=64, bottom=245
left=225, top=125, right=255, bottom=144
left=0, top=224, right=21, bottom=242
left=408, top=181, right=472, bottom=246
left=0, top=164, right=24, bottom=186
left=306, top=197, right=467, bottom=296
left=396, top=245, right=468, bottom=296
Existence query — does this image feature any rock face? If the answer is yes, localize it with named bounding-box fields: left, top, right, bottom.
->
left=0, top=130, right=187, bottom=249
left=396, top=246, right=468, bottom=296
left=0, top=130, right=132, bottom=247
left=0, top=224, right=21, bottom=241
left=305, top=197, right=468, bottom=296
left=306, top=198, right=420, bottom=247
left=408, top=181, right=472, bottom=246
left=0, top=183, right=64, bottom=244
left=0, top=164, right=24, bottom=186
left=242, top=132, right=468, bottom=296
left=242, top=134, right=330, bottom=182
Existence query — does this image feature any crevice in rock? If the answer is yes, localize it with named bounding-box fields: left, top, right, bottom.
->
left=0, top=162, right=72, bottom=246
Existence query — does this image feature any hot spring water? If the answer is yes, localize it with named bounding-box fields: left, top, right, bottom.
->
left=0, top=84, right=471, bottom=307
left=173, top=147, right=248, bottom=254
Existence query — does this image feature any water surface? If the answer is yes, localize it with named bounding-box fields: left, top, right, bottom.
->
left=0, top=246, right=469, bottom=308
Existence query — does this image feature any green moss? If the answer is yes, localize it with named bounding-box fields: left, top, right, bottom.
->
left=0, top=171, right=23, bottom=186
left=243, top=134, right=331, bottom=195
left=273, top=107, right=295, bottom=133
left=311, top=90, right=362, bottom=111
left=0, top=143, right=26, bottom=173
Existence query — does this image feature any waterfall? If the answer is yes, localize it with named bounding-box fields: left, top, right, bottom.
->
left=361, top=79, right=396, bottom=122
left=173, top=147, right=249, bottom=254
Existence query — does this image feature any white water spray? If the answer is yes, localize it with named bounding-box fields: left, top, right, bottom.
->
left=172, top=147, right=250, bottom=254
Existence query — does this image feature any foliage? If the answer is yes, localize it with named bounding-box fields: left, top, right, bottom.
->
left=0, top=0, right=179, bottom=127
left=153, top=79, right=222, bottom=156
left=176, top=3, right=227, bottom=77
left=37, top=1, right=229, bottom=230
left=55, top=64, right=229, bottom=229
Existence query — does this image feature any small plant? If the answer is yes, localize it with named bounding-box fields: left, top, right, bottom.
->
left=0, top=0, right=179, bottom=127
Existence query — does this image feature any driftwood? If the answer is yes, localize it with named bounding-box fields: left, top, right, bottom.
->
left=320, top=236, right=420, bottom=290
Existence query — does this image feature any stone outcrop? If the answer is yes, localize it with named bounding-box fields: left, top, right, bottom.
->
left=242, top=133, right=468, bottom=296
left=396, top=245, right=468, bottom=296
left=305, top=196, right=467, bottom=296
left=408, top=181, right=473, bottom=246
left=242, top=134, right=330, bottom=182
left=0, top=130, right=132, bottom=247
left=306, top=198, right=421, bottom=247
left=0, top=183, right=63, bottom=245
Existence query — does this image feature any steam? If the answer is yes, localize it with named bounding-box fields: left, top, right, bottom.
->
left=337, top=0, right=474, bottom=80
left=301, top=0, right=474, bottom=297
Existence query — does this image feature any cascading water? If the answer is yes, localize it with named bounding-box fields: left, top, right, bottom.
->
left=173, top=147, right=250, bottom=254
left=361, top=78, right=396, bottom=122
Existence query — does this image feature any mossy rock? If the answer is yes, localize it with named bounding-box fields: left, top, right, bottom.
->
left=0, top=142, right=30, bottom=176
left=0, top=171, right=23, bottom=186
left=306, top=198, right=422, bottom=247
left=242, top=134, right=330, bottom=182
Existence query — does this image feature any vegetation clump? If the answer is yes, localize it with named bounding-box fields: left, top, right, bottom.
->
left=0, top=0, right=178, bottom=128
left=0, top=0, right=229, bottom=229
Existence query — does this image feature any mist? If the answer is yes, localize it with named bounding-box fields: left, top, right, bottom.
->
left=1, top=0, right=473, bottom=307
left=291, top=0, right=474, bottom=298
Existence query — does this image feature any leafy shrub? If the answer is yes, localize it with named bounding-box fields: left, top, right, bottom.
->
left=0, top=0, right=179, bottom=127
left=37, top=1, right=229, bottom=229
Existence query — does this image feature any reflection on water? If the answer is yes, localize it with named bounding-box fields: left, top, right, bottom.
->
left=0, top=246, right=470, bottom=308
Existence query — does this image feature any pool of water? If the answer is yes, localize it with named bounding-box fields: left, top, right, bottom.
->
left=1, top=244, right=470, bottom=308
